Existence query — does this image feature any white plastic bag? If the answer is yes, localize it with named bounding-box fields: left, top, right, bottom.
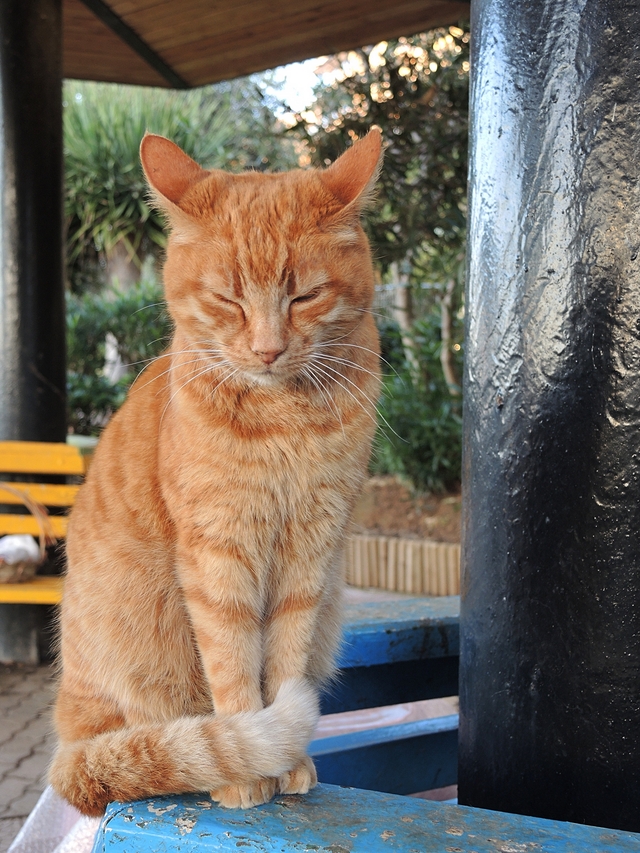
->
left=8, top=786, right=101, bottom=853
left=0, top=535, right=40, bottom=565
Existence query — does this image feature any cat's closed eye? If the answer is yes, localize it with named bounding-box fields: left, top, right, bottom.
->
left=211, top=292, right=239, bottom=306
left=210, top=292, right=245, bottom=316
left=291, top=289, right=323, bottom=304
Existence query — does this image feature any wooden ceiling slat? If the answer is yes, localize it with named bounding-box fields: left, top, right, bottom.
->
left=121, top=0, right=457, bottom=49
left=63, top=0, right=469, bottom=88
left=112, top=0, right=196, bottom=14
left=79, top=0, right=189, bottom=87
left=64, top=0, right=171, bottom=86
left=168, top=2, right=469, bottom=84
left=180, top=19, right=467, bottom=85
left=119, top=0, right=319, bottom=36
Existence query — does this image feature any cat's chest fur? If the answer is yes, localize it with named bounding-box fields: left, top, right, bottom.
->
left=157, top=372, right=369, bottom=541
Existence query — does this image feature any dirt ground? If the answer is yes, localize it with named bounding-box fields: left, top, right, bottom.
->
left=352, top=475, right=462, bottom=544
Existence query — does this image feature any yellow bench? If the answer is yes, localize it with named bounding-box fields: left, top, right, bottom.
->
left=0, top=440, right=93, bottom=605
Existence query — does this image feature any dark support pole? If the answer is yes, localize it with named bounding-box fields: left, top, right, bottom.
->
left=0, top=0, right=66, bottom=443
left=0, top=0, right=66, bottom=663
left=460, top=0, right=640, bottom=833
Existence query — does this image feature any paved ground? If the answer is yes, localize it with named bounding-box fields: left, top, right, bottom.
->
left=0, top=663, right=56, bottom=853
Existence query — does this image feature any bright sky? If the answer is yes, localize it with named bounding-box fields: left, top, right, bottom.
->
left=270, top=58, right=321, bottom=112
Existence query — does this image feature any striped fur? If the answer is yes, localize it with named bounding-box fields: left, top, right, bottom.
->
left=51, top=131, right=382, bottom=814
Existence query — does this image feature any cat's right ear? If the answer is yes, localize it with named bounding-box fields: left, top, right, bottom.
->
left=140, top=134, right=207, bottom=232
left=320, top=129, right=383, bottom=213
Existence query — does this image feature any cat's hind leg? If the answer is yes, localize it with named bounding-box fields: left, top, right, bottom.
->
left=53, top=682, right=126, bottom=744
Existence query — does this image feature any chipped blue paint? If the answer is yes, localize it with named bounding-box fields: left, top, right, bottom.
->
left=92, top=784, right=640, bottom=852
left=338, top=596, right=460, bottom=668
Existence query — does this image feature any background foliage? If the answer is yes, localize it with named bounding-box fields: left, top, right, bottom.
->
left=373, top=311, right=463, bottom=492
left=66, top=275, right=171, bottom=434
left=288, top=27, right=469, bottom=280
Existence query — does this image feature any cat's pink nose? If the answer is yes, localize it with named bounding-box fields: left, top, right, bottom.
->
left=255, top=348, right=285, bottom=365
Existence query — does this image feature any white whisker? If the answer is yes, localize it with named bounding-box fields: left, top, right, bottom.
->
left=301, top=365, right=346, bottom=438
left=131, top=301, right=167, bottom=316
left=160, top=363, right=238, bottom=425
left=316, top=341, right=400, bottom=376
left=319, top=324, right=362, bottom=346
left=309, top=361, right=379, bottom=431
left=125, top=346, right=228, bottom=371
left=311, top=359, right=406, bottom=443
left=313, top=352, right=386, bottom=381
left=132, top=354, right=227, bottom=394
left=354, top=306, right=389, bottom=321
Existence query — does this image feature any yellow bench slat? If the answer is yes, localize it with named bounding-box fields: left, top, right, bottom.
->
left=0, top=514, right=68, bottom=538
left=0, top=482, right=80, bottom=507
left=0, top=576, right=63, bottom=604
left=0, top=442, right=91, bottom=606
left=0, top=441, right=87, bottom=475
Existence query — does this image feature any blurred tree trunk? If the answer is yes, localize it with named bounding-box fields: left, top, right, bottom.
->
left=390, top=260, right=418, bottom=374
left=105, top=241, right=140, bottom=292
left=439, top=276, right=460, bottom=395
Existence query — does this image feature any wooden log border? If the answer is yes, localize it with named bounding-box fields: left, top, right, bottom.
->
left=345, top=535, right=460, bottom=596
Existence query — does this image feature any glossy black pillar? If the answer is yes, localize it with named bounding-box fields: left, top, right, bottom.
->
left=459, top=0, right=640, bottom=833
left=0, top=0, right=66, bottom=443
left=0, top=0, right=65, bottom=664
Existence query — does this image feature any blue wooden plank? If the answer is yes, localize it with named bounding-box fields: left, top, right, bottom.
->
left=311, top=714, right=459, bottom=795
left=314, top=728, right=458, bottom=794
left=322, top=595, right=460, bottom=714
left=310, top=712, right=459, bottom=755
left=320, top=656, right=459, bottom=713
left=92, top=783, right=640, bottom=852
left=339, top=596, right=460, bottom=668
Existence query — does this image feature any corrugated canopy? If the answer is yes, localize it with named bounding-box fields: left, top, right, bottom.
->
left=63, top=0, right=470, bottom=88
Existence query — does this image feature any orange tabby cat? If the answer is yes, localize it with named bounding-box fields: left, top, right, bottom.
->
left=49, top=129, right=382, bottom=815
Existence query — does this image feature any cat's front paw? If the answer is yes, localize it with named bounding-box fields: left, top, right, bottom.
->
left=211, top=777, right=278, bottom=809
left=278, top=755, right=317, bottom=795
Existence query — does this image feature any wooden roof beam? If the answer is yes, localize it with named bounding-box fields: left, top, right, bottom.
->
left=79, top=0, right=189, bottom=88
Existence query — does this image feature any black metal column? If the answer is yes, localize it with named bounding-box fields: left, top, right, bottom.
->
left=0, top=0, right=65, bottom=664
left=460, top=0, right=640, bottom=833
left=0, top=0, right=66, bottom=442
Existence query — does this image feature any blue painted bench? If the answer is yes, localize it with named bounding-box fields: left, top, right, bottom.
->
left=314, top=595, right=459, bottom=794
left=92, top=785, right=640, bottom=852
left=89, top=596, right=640, bottom=851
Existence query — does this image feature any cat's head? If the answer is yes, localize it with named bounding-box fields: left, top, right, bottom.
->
left=140, top=130, right=382, bottom=387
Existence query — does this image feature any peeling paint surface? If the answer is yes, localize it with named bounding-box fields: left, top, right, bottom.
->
left=91, top=783, right=640, bottom=851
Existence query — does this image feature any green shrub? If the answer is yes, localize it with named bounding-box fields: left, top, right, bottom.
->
left=376, top=315, right=406, bottom=374
left=67, top=275, right=171, bottom=434
left=373, top=313, right=463, bottom=493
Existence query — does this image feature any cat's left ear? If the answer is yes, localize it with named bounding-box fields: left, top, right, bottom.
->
left=140, top=133, right=207, bottom=215
left=319, top=129, right=383, bottom=213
